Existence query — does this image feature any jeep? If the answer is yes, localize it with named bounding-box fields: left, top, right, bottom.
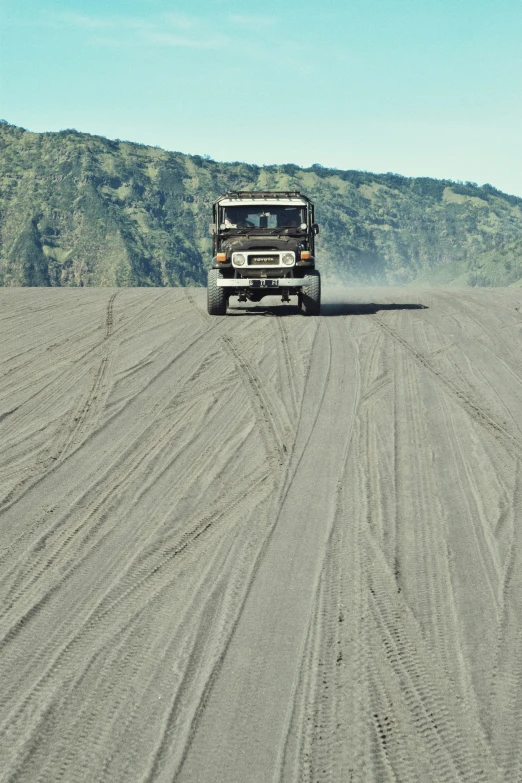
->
left=207, top=191, right=321, bottom=316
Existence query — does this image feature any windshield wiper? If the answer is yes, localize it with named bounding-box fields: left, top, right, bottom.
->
left=222, top=226, right=303, bottom=235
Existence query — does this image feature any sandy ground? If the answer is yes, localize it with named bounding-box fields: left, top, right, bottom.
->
left=1, top=286, right=522, bottom=782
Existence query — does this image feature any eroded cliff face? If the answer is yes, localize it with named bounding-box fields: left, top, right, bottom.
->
left=1, top=121, right=522, bottom=287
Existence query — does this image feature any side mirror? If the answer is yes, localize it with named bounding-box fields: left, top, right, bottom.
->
left=209, top=223, right=216, bottom=234
left=312, top=223, right=320, bottom=235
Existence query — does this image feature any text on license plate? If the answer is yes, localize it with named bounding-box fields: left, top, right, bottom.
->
left=249, top=279, right=279, bottom=288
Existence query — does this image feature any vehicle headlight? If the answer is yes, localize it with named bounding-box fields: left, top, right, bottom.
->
left=282, top=253, right=294, bottom=266
left=234, top=253, right=246, bottom=266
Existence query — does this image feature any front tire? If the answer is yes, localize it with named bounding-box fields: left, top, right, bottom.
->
left=207, top=269, right=228, bottom=315
left=299, top=270, right=321, bottom=315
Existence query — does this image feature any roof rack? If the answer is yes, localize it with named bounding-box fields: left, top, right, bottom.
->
left=226, top=190, right=301, bottom=198
left=215, top=190, right=312, bottom=204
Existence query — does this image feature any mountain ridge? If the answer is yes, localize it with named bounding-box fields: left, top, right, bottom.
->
left=1, top=121, right=521, bottom=287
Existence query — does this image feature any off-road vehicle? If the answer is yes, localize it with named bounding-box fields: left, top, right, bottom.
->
left=207, top=191, right=321, bottom=315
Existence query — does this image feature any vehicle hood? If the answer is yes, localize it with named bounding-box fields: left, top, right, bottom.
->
left=222, top=235, right=302, bottom=253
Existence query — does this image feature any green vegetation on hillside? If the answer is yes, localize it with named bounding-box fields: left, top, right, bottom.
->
left=1, top=121, right=522, bottom=286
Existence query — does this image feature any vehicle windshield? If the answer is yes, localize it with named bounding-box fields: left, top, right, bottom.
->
left=222, top=205, right=305, bottom=230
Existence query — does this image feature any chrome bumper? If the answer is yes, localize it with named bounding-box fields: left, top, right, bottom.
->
left=217, top=276, right=312, bottom=288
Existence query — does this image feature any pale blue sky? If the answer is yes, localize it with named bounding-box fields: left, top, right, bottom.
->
left=2, top=0, right=521, bottom=196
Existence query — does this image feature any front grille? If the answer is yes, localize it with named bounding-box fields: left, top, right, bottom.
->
left=248, top=254, right=279, bottom=265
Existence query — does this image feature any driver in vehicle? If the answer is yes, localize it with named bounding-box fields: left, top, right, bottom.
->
left=224, top=208, right=254, bottom=229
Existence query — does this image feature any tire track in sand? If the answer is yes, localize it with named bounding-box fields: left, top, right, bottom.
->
left=487, top=462, right=522, bottom=780
left=0, top=319, right=235, bottom=586
left=183, top=289, right=290, bottom=478
left=176, top=319, right=361, bottom=783
left=357, top=344, right=503, bottom=783
left=371, top=314, right=522, bottom=459
left=0, top=294, right=119, bottom=507
left=105, top=292, right=117, bottom=338
left=274, top=317, right=299, bottom=422
left=3, top=288, right=522, bottom=782
left=280, top=308, right=504, bottom=782
left=0, top=291, right=193, bottom=513
left=58, top=293, right=118, bottom=460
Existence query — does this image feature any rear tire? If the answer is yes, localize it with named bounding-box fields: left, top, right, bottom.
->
left=299, top=270, right=321, bottom=315
left=207, top=269, right=228, bottom=315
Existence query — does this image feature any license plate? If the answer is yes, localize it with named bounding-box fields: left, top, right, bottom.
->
left=249, top=279, right=279, bottom=288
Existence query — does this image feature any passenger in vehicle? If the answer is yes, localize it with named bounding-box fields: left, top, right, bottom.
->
left=278, top=208, right=301, bottom=227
